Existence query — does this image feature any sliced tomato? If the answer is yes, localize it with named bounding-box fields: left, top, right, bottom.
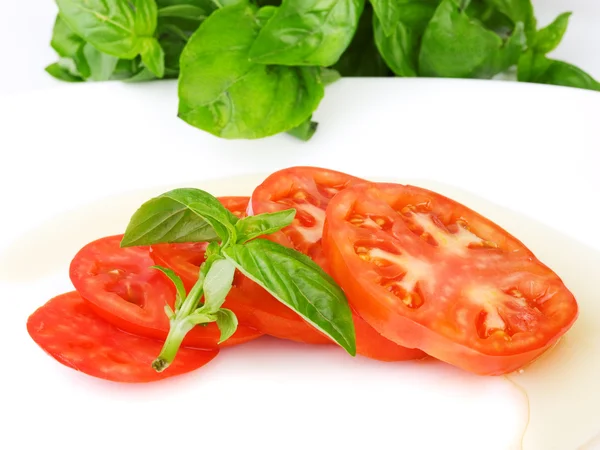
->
left=69, top=235, right=262, bottom=349
left=27, top=292, right=218, bottom=383
left=323, top=182, right=579, bottom=375
left=250, top=167, right=426, bottom=361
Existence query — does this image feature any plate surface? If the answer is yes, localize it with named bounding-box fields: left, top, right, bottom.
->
left=0, top=79, right=599, bottom=450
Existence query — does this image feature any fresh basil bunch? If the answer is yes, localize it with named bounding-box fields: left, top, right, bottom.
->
left=48, top=0, right=600, bottom=140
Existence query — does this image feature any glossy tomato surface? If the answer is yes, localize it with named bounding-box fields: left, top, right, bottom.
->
left=250, top=167, right=426, bottom=361
left=323, top=183, right=579, bottom=375
left=69, top=235, right=262, bottom=349
left=27, top=292, right=219, bottom=383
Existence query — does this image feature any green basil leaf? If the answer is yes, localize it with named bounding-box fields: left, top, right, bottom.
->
left=51, top=15, right=85, bottom=58
left=518, top=51, right=600, bottom=91
left=419, top=0, right=523, bottom=79
left=56, top=0, right=157, bottom=59
left=320, top=67, right=342, bottom=85
left=123, top=66, right=158, bottom=82
left=45, top=62, right=84, bottom=82
left=140, top=38, right=166, bottom=77
left=223, top=239, right=356, bottom=355
left=203, top=258, right=236, bottom=312
left=83, top=43, right=120, bottom=81
left=158, top=4, right=208, bottom=19
left=134, top=0, right=159, bottom=35
left=374, top=2, right=435, bottom=77
left=121, top=188, right=238, bottom=247
left=215, top=308, right=238, bottom=343
left=235, top=209, right=295, bottom=243
left=178, top=3, right=324, bottom=139
left=533, top=12, right=571, bottom=54
left=480, top=21, right=525, bottom=77
left=333, top=4, right=390, bottom=77
left=248, top=0, right=366, bottom=66
left=485, top=0, right=535, bottom=40
left=287, top=117, right=319, bottom=141
left=151, top=265, right=188, bottom=309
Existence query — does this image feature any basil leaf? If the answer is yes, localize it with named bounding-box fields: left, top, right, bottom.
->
left=223, top=239, right=356, bottom=355
left=248, top=0, right=365, bottom=66
left=533, top=12, right=571, bottom=54
left=56, top=0, right=157, bottom=59
left=518, top=51, right=600, bottom=91
left=203, top=258, right=236, bottom=312
left=140, top=38, right=166, bottom=77
left=215, top=308, right=238, bottom=343
left=178, top=3, right=324, bottom=139
left=235, top=209, right=295, bottom=243
left=419, top=0, right=523, bottom=79
left=485, top=0, right=535, bottom=40
left=152, top=265, right=187, bottom=309
left=287, top=118, right=319, bottom=141
left=123, top=66, right=158, bottom=82
left=121, top=188, right=238, bottom=247
left=158, top=5, right=208, bottom=19
left=83, top=43, right=119, bottom=81
left=45, top=63, right=84, bottom=82
left=333, top=4, right=390, bottom=77
left=374, top=2, right=436, bottom=77
left=49, top=16, right=91, bottom=79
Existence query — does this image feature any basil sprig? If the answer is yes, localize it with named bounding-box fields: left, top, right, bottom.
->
left=122, top=188, right=357, bottom=372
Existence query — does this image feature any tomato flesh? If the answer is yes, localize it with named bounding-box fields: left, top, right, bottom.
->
left=70, top=235, right=262, bottom=349
left=323, top=183, right=579, bottom=375
left=27, top=292, right=218, bottom=382
left=250, top=167, right=426, bottom=361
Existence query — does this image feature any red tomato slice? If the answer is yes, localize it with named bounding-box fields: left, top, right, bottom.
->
left=323, top=183, right=579, bottom=375
left=250, top=167, right=426, bottom=361
left=150, top=196, right=332, bottom=345
left=69, top=235, right=262, bottom=349
left=27, top=292, right=218, bottom=383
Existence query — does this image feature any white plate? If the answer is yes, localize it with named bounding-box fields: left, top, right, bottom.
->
left=1, top=79, right=599, bottom=450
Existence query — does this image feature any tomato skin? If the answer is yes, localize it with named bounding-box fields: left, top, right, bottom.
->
left=323, top=182, right=579, bottom=375
left=70, top=235, right=262, bottom=349
left=250, top=167, right=427, bottom=361
left=27, top=292, right=219, bottom=383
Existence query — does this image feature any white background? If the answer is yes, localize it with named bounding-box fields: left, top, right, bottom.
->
left=0, top=0, right=599, bottom=95
left=0, top=2, right=599, bottom=450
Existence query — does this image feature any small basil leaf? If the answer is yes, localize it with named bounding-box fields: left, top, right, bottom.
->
left=151, top=265, right=188, bottom=309
left=121, top=188, right=238, bottom=247
left=215, top=308, right=238, bottom=344
left=223, top=239, right=356, bottom=355
left=123, top=66, right=158, bottom=82
left=203, top=258, right=236, bottom=312
left=533, top=12, right=571, bottom=54
left=236, top=209, right=296, bottom=243
left=320, top=67, right=342, bottom=85
left=178, top=3, right=324, bottom=139
left=134, top=0, right=159, bottom=36
left=485, top=0, right=536, bottom=40
left=519, top=52, right=600, bottom=91
left=287, top=118, right=319, bottom=141
left=140, top=38, right=166, bottom=78
left=158, top=5, right=208, bottom=19
left=333, top=4, right=390, bottom=77
left=56, top=0, right=157, bottom=59
left=248, top=0, right=366, bottom=66
left=83, top=43, right=120, bottom=81
left=45, top=63, right=84, bottom=82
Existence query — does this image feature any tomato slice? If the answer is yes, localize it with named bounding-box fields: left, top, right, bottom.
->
left=69, top=235, right=262, bottom=349
left=323, top=183, right=579, bottom=375
left=250, top=167, right=426, bottom=361
left=27, top=292, right=218, bottom=382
